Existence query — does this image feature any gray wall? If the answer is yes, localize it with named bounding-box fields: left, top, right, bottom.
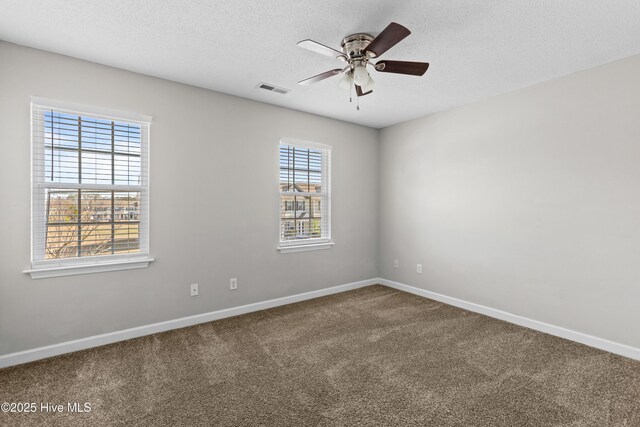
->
left=379, top=55, right=640, bottom=348
left=3, top=39, right=640, bottom=357
left=0, top=42, right=379, bottom=355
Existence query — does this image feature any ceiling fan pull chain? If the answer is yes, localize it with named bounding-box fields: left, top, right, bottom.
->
left=357, top=94, right=360, bottom=111
left=349, top=83, right=352, bottom=103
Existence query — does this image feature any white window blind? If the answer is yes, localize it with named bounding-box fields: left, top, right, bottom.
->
left=29, top=100, right=151, bottom=274
left=279, top=140, right=331, bottom=251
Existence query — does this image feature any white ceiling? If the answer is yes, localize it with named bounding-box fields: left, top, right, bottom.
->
left=1, top=1, right=639, bottom=128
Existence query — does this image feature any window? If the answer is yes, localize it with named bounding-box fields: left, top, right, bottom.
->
left=278, top=139, right=332, bottom=253
left=25, top=98, right=152, bottom=278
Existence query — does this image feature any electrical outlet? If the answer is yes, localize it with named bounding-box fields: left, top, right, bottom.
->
left=190, top=283, right=199, bottom=297
left=416, top=264, right=423, bottom=274
left=393, top=259, right=399, bottom=269
left=230, top=278, right=238, bottom=290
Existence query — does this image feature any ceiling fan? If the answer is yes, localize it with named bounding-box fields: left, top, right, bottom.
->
left=297, top=22, right=429, bottom=102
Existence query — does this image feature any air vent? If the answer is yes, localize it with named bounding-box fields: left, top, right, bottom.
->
left=257, top=82, right=291, bottom=95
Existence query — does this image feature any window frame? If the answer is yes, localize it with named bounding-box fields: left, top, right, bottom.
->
left=24, top=97, right=154, bottom=279
left=277, top=138, right=333, bottom=254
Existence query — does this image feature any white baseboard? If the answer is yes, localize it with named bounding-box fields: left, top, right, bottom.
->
left=379, top=278, right=640, bottom=361
left=0, top=278, right=378, bottom=369
left=3, top=277, right=638, bottom=369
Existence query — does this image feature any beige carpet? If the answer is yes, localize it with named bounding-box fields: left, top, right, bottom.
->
left=1, top=285, right=639, bottom=426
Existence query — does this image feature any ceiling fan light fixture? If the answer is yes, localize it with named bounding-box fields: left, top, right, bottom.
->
left=353, top=65, right=371, bottom=86
left=361, top=77, right=375, bottom=93
left=338, top=72, right=353, bottom=91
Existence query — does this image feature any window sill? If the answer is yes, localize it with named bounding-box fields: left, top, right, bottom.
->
left=24, top=257, right=155, bottom=279
left=277, top=242, right=334, bottom=254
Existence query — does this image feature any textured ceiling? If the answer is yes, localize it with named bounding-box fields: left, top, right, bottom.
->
left=1, top=0, right=639, bottom=128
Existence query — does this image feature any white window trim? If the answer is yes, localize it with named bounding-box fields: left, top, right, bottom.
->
left=24, top=255, right=155, bottom=279
left=277, top=138, right=333, bottom=253
left=25, top=97, right=153, bottom=279
left=277, top=241, right=335, bottom=254
left=30, top=97, right=153, bottom=123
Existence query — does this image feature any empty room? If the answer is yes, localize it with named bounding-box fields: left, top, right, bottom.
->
left=1, top=1, right=639, bottom=425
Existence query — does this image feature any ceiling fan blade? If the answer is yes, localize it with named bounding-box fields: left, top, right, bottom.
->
left=297, top=39, right=345, bottom=59
left=297, top=69, right=343, bottom=85
left=355, top=85, right=373, bottom=97
left=374, top=60, right=429, bottom=76
left=364, top=22, right=411, bottom=58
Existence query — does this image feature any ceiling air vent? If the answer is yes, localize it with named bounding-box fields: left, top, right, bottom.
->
left=257, top=82, right=290, bottom=95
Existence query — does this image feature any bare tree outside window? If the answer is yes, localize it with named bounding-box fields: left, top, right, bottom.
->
left=45, top=190, right=140, bottom=259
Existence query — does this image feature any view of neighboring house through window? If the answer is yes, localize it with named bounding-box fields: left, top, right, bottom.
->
left=279, top=140, right=331, bottom=248
left=30, top=100, right=150, bottom=270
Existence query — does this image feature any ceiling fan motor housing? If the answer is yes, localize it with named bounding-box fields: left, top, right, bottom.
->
left=341, top=33, right=375, bottom=66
